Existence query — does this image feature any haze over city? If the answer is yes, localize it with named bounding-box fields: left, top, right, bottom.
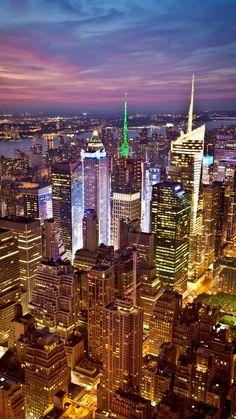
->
left=1, top=0, right=236, bottom=112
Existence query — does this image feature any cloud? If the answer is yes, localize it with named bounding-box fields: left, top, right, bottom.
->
left=0, top=0, right=235, bottom=111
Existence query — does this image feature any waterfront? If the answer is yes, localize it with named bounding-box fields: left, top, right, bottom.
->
left=0, top=120, right=234, bottom=158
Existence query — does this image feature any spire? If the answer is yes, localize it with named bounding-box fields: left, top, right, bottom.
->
left=187, top=74, right=194, bottom=134
left=121, top=93, right=129, bottom=158
left=87, top=129, right=104, bottom=150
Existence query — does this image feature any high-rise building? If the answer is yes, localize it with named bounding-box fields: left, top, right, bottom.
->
left=111, top=97, right=143, bottom=249
left=98, top=297, right=143, bottom=411
left=29, top=259, right=78, bottom=340
left=81, top=130, right=110, bottom=246
left=0, top=228, right=21, bottom=343
left=0, top=216, right=42, bottom=309
left=151, top=182, right=190, bottom=292
left=52, top=160, right=83, bottom=261
left=149, top=289, right=182, bottom=356
left=168, top=76, right=205, bottom=281
left=43, top=218, right=67, bottom=261
left=23, top=184, right=53, bottom=224
left=88, top=264, right=114, bottom=363
left=111, top=191, right=141, bottom=250
left=83, top=209, right=99, bottom=252
left=202, top=182, right=219, bottom=268
left=25, top=328, right=69, bottom=418
left=0, top=374, right=25, bottom=419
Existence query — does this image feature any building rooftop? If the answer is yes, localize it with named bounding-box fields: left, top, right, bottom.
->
left=0, top=215, right=37, bottom=224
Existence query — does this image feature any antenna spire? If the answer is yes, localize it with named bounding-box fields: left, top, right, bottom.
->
left=121, top=93, right=129, bottom=158
left=187, top=74, right=194, bottom=133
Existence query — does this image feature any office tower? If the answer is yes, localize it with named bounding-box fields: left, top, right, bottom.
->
left=202, top=182, right=219, bottom=268
left=0, top=228, right=21, bottom=343
left=81, top=130, right=110, bottom=245
left=98, top=297, right=143, bottom=411
left=43, top=218, right=67, bottom=261
left=141, top=165, right=161, bottom=232
left=88, top=265, right=114, bottom=363
left=114, top=247, right=134, bottom=295
left=23, top=184, right=53, bottom=223
left=202, top=155, right=214, bottom=185
left=52, top=160, right=83, bottom=262
left=111, top=156, right=143, bottom=250
left=111, top=191, right=141, bottom=250
left=83, top=209, right=99, bottom=252
left=168, top=76, right=205, bottom=281
left=30, top=260, right=78, bottom=340
left=139, top=265, right=162, bottom=330
left=0, top=375, right=25, bottom=419
left=0, top=216, right=42, bottom=309
left=149, top=289, right=182, bottom=356
left=151, top=182, right=190, bottom=292
left=25, top=328, right=69, bottom=418
left=128, top=230, right=154, bottom=265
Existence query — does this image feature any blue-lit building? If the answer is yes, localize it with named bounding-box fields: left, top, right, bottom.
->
left=23, top=184, right=53, bottom=223
left=141, top=166, right=161, bottom=232
left=52, top=161, right=83, bottom=261
left=81, top=130, right=110, bottom=245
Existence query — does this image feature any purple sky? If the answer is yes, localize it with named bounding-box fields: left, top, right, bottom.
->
left=0, top=0, right=236, bottom=112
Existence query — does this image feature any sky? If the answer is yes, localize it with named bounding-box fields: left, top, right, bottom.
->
left=0, top=0, right=236, bottom=113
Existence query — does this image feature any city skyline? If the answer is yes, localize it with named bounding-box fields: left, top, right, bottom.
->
left=0, top=0, right=236, bottom=112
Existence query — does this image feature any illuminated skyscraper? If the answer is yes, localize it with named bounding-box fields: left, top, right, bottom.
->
left=151, top=182, right=190, bottom=292
left=23, top=184, right=53, bottom=224
left=168, top=76, right=205, bottom=281
left=98, top=297, right=143, bottom=411
left=111, top=157, right=143, bottom=249
left=81, top=131, right=110, bottom=245
left=121, top=93, right=129, bottom=158
left=0, top=216, right=42, bottom=309
left=25, top=328, right=69, bottom=418
left=0, top=228, right=21, bottom=343
left=29, top=259, right=78, bottom=340
left=52, top=161, right=83, bottom=261
left=88, top=264, right=114, bottom=363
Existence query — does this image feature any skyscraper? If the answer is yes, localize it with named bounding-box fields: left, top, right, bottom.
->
left=52, top=160, right=83, bottom=261
left=29, top=259, right=78, bottom=340
left=0, top=216, right=42, bottom=309
left=25, top=328, right=69, bottom=418
left=81, top=130, right=110, bottom=245
left=121, top=93, right=129, bottom=158
left=111, top=97, right=144, bottom=249
left=23, top=184, right=53, bottom=224
left=88, top=264, right=114, bottom=363
left=98, top=297, right=143, bottom=411
left=151, top=182, right=190, bottom=292
left=0, top=228, right=21, bottom=343
left=168, top=76, right=205, bottom=281
left=43, top=218, right=67, bottom=261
